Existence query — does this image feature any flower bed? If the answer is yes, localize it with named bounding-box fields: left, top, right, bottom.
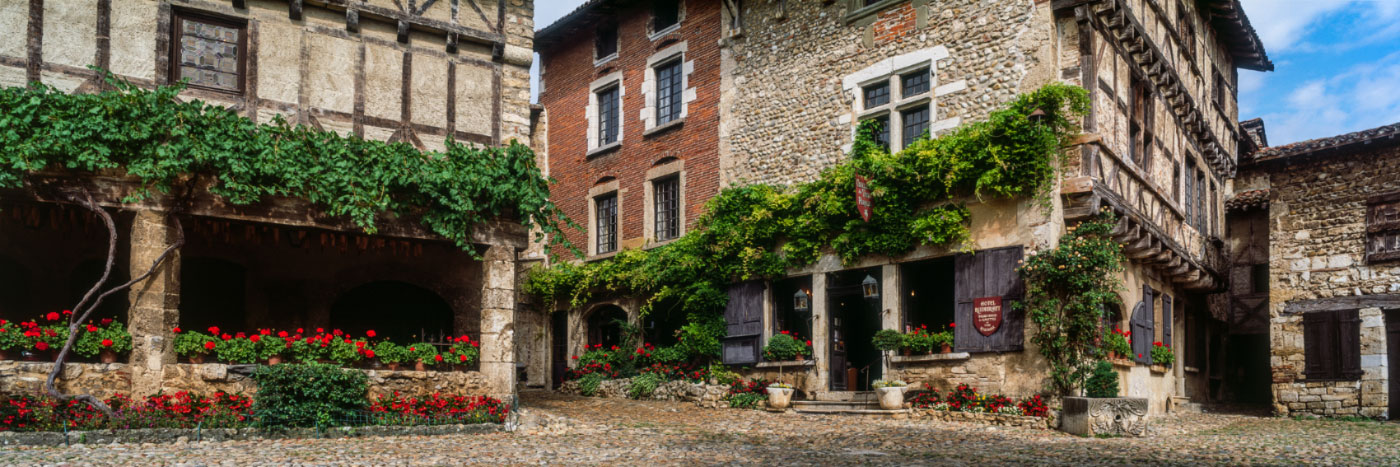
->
left=172, top=326, right=479, bottom=371
left=908, top=384, right=1054, bottom=429
left=0, top=312, right=131, bottom=362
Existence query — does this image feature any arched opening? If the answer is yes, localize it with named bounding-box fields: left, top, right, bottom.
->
left=586, top=305, right=628, bottom=349
left=69, top=258, right=130, bottom=323
left=179, top=257, right=248, bottom=332
left=331, top=281, right=453, bottom=343
left=641, top=299, right=687, bottom=347
left=0, top=255, right=31, bottom=322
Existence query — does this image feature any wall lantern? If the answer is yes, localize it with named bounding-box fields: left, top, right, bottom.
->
left=1027, top=108, right=1048, bottom=125
left=861, top=275, right=880, bottom=299
left=793, top=289, right=811, bottom=313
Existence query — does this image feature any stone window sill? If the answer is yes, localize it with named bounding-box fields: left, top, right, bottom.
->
left=594, top=54, right=618, bottom=68
left=1150, top=364, right=1170, bottom=374
left=587, top=141, right=622, bottom=159
left=586, top=250, right=619, bottom=262
left=643, top=118, right=685, bottom=137
left=756, top=360, right=816, bottom=369
left=889, top=352, right=970, bottom=364
left=1109, top=358, right=1138, bottom=368
left=643, top=237, right=681, bottom=250
left=845, top=0, right=905, bottom=25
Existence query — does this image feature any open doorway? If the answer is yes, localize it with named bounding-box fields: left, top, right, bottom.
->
left=551, top=311, right=568, bottom=389
left=586, top=305, right=628, bottom=349
left=900, top=257, right=955, bottom=332
left=827, top=268, right=882, bottom=391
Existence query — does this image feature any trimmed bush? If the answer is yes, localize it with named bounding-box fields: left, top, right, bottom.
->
left=1084, top=360, right=1119, bottom=398
left=251, top=363, right=368, bottom=428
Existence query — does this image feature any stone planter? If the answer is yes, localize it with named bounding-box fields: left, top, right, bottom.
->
left=767, top=386, right=794, bottom=410
left=875, top=386, right=906, bottom=410
left=1150, top=364, right=1169, bottom=374
left=1060, top=397, right=1148, bottom=437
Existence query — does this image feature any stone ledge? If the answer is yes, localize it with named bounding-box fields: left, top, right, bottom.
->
left=755, top=360, right=816, bottom=369
left=890, top=352, right=971, bottom=364
left=915, top=409, right=1054, bottom=430
left=0, top=423, right=502, bottom=447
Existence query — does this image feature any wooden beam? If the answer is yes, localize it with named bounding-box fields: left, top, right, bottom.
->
left=1170, top=270, right=1201, bottom=284
left=1125, top=238, right=1161, bottom=259
left=1283, top=294, right=1400, bottom=314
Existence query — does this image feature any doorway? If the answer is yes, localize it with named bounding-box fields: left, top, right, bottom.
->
left=551, top=311, right=568, bottom=389
left=827, top=268, right=883, bottom=391
left=1386, top=310, right=1399, bottom=419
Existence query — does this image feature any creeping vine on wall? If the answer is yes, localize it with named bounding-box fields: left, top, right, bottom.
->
left=0, top=72, right=575, bottom=253
left=1021, top=209, right=1125, bottom=396
left=525, top=83, right=1090, bottom=352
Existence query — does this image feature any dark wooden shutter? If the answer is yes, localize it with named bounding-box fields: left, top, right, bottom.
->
left=1129, top=287, right=1154, bottom=364
left=1302, top=312, right=1333, bottom=379
left=721, top=281, right=765, bottom=365
left=1161, top=294, right=1173, bottom=350
left=1338, top=310, right=1362, bottom=380
left=954, top=246, right=1025, bottom=353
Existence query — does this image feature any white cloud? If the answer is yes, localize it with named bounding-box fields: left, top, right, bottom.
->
left=1255, top=52, right=1400, bottom=144
left=1239, top=0, right=1353, bottom=52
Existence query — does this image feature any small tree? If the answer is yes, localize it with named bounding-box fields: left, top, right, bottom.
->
left=1021, top=210, right=1124, bottom=395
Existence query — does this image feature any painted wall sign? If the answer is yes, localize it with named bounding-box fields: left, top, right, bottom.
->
left=855, top=174, right=872, bottom=222
left=973, top=296, right=1003, bottom=336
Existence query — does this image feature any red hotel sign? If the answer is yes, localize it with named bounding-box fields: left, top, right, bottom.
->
left=973, top=296, right=1003, bottom=337
left=855, top=174, right=872, bottom=222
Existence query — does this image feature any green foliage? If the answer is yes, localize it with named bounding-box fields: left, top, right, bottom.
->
left=173, top=331, right=216, bottom=358
left=73, top=320, right=132, bottom=357
left=707, top=363, right=740, bottom=386
left=1085, top=361, right=1120, bottom=398
left=578, top=372, right=604, bottom=397
left=1022, top=210, right=1125, bottom=395
left=372, top=341, right=409, bottom=364
left=325, top=339, right=363, bottom=366
left=255, top=335, right=286, bottom=361
left=628, top=372, right=664, bottom=399
left=761, top=333, right=812, bottom=361
left=1151, top=342, right=1175, bottom=366
left=448, top=340, right=481, bottom=366
left=726, top=392, right=766, bottom=409
left=288, top=338, right=327, bottom=362
left=214, top=337, right=258, bottom=364
left=0, top=320, right=23, bottom=351
left=872, top=379, right=908, bottom=388
left=526, top=83, right=1088, bottom=342
left=872, top=329, right=904, bottom=352
left=250, top=363, right=368, bottom=428
left=0, top=72, right=575, bottom=254
left=1103, top=328, right=1131, bottom=357
left=406, top=343, right=441, bottom=365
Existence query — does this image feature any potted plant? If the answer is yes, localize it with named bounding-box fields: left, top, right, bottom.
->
left=374, top=341, right=408, bottom=371
left=767, top=382, right=794, bottom=410
left=902, top=327, right=934, bottom=355
left=762, top=332, right=811, bottom=362
left=0, top=319, right=23, bottom=361
left=326, top=337, right=364, bottom=367
left=873, top=329, right=903, bottom=355
left=173, top=327, right=217, bottom=364
left=448, top=335, right=480, bottom=370
left=74, top=319, right=132, bottom=363
left=931, top=326, right=954, bottom=354
left=1103, top=328, right=1130, bottom=361
left=214, top=333, right=259, bottom=364
left=1150, top=341, right=1174, bottom=371
left=257, top=331, right=289, bottom=365
left=872, top=380, right=908, bottom=410
left=407, top=343, right=440, bottom=371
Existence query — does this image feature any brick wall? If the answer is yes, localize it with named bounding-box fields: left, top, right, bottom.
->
left=538, top=1, right=723, bottom=258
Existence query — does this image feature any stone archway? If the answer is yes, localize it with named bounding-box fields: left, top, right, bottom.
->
left=330, top=281, right=454, bottom=343
left=585, top=305, right=628, bottom=349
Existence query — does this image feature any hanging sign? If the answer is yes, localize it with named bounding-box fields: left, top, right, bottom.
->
left=855, top=174, right=872, bottom=222
left=973, top=296, right=1003, bottom=336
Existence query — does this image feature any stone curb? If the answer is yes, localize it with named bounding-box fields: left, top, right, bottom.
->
left=914, top=409, right=1057, bottom=430
left=0, top=423, right=502, bottom=447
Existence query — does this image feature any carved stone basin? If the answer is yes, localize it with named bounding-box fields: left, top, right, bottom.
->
left=1060, top=397, right=1149, bottom=437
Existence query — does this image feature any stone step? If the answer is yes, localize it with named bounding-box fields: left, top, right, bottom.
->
left=791, top=407, right=909, bottom=418
left=791, top=400, right=881, bottom=411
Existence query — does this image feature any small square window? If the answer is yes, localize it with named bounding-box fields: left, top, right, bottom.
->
left=172, top=12, right=245, bottom=94
left=864, top=82, right=890, bottom=109
left=596, top=193, right=618, bottom=254
left=596, top=24, right=618, bottom=60
left=656, top=60, right=683, bottom=125
left=654, top=177, right=680, bottom=241
left=901, top=69, right=930, bottom=97
left=597, top=85, right=621, bottom=145
left=654, top=0, right=680, bottom=32
left=901, top=106, right=930, bottom=146
left=866, top=114, right=890, bottom=150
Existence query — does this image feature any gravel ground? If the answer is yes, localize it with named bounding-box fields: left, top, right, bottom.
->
left=2, top=391, right=1398, bottom=466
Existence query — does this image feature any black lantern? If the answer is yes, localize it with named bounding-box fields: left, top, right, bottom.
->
left=861, top=275, right=880, bottom=299
left=793, top=289, right=811, bottom=313
left=1027, top=108, right=1048, bottom=125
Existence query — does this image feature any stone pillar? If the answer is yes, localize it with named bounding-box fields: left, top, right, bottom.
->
left=879, top=264, right=900, bottom=378
left=127, top=210, right=181, bottom=396
left=477, top=245, right=517, bottom=400
left=810, top=273, right=828, bottom=396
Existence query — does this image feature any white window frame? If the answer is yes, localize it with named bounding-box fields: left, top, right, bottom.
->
left=841, top=46, right=966, bottom=153
left=643, top=159, right=686, bottom=246
left=641, top=42, right=695, bottom=134
left=587, top=72, right=625, bottom=155
left=648, top=0, right=685, bottom=40
left=587, top=179, right=623, bottom=259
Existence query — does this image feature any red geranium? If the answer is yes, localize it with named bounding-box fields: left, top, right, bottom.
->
left=277, top=331, right=288, bottom=338
left=366, top=330, right=377, bottom=338
left=250, top=335, right=261, bottom=343
left=204, top=341, right=216, bottom=351
left=208, top=326, right=220, bottom=335
left=101, top=339, right=113, bottom=348
left=45, top=312, right=59, bottom=321
left=172, top=327, right=182, bottom=333
left=87, top=325, right=99, bottom=332
left=100, top=318, right=112, bottom=325
left=35, top=342, right=49, bottom=351
left=434, top=354, right=443, bottom=363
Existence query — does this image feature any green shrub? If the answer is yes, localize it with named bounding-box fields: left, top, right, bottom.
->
left=73, top=320, right=132, bottom=357
left=727, top=392, right=765, bottom=409
left=251, top=363, right=368, bottom=428
left=173, top=330, right=216, bottom=359
left=373, top=341, right=408, bottom=364
left=761, top=333, right=811, bottom=361
left=707, top=364, right=740, bottom=385
left=629, top=373, right=664, bottom=399
left=1084, top=361, right=1119, bottom=398
left=872, top=329, right=903, bottom=352
left=406, top=343, right=441, bottom=366
left=214, top=337, right=259, bottom=364
left=578, top=372, right=604, bottom=397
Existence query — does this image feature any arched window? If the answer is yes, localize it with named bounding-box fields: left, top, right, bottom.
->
left=331, top=281, right=454, bottom=343
left=586, top=305, right=628, bottom=349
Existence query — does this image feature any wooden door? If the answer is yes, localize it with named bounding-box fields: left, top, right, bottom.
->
left=1386, top=310, right=1399, bottom=418
left=829, top=303, right=849, bottom=391
left=551, top=312, right=568, bottom=389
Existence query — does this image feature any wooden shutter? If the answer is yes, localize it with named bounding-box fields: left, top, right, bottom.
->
left=1161, top=294, right=1173, bottom=350
left=721, top=281, right=765, bottom=365
left=1338, top=310, right=1363, bottom=380
left=1129, top=286, right=1154, bottom=364
left=1302, top=312, right=1333, bottom=379
left=954, top=246, right=1025, bottom=352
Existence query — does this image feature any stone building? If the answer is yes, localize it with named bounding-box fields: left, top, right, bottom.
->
left=1228, top=121, right=1400, bottom=418
left=532, top=0, right=1269, bottom=412
left=0, top=0, right=537, bottom=400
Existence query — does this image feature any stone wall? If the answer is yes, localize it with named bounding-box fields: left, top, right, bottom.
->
left=1261, top=143, right=1400, bottom=418
left=0, top=361, right=492, bottom=400
left=557, top=379, right=730, bottom=407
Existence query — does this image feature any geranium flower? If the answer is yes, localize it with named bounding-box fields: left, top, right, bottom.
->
left=100, top=318, right=111, bottom=325
left=333, top=329, right=343, bottom=336
left=277, top=331, right=288, bottom=338
left=365, top=349, right=375, bottom=358
left=250, top=335, right=261, bottom=343
left=204, top=341, right=216, bottom=351
left=221, top=334, right=232, bottom=341
left=45, top=312, right=59, bottom=321
left=172, top=326, right=182, bottom=333
left=35, top=342, right=49, bottom=351
left=316, top=328, right=325, bottom=334
left=366, top=330, right=376, bottom=338
left=208, top=326, right=220, bottom=335
left=87, top=325, right=99, bottom=332
left=101, top=339, right=113, bottom=347
left=458, top=354, right=468, bottom=362
left=434, top=354, right=443, bottom=362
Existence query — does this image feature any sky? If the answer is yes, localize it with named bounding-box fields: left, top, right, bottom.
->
left=531, top=0, right=1400, bottom=146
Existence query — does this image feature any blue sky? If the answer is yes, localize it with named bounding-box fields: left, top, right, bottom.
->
left=532, top=0, right=1400, bottom=146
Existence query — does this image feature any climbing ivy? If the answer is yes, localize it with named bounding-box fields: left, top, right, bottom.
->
left=0, top=71, right=575, bottom=253
left=1021, top=209, right=1125, bottom=396
left=525, top=84, right=1090, bottom=339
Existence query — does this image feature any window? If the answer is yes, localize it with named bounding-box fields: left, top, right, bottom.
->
left=864, top=82, right=890, bottom=109
left=653, top=0, right=680, bottom=32
left=1172, top=161, right=1181, bottom=205
left=1177, top=2, right=1195, bottom=60
left=655, top=60, right=683, bottom=125
left=1195, top=170, right=1206, bottom=231
left=901, top=69, right=930, bottom=97
left=172, top=12, right=245, bottom=93
left=1184, top=158, right=1196, bottom=225
left=1303, top=310, right=1361, bottom=381
left=901, top=106, right=930, bottom=147
left=596, top=24, right=618, bottom=60
left=653, top=177, right=680, bottom=241
left=867, top=114, right=890, bottom=150
left=1130, top=75, right=1153, bottom=171
left=595, top=193, right=618, bottom=254
left=1213, top=70, right=1229, bottom=110
left=1210, top=179, right=1219, bottom=235
left=953, top=247, right=1025, bottom=352
left=1366, top=192, right=1400, bottom=263
left=597, top=85, right=620, bottom=145
left=902, top=258, right=954, bottom=333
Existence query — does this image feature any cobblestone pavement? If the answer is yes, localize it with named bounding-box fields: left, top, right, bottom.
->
left=3, top=391, right=1399, bottom=465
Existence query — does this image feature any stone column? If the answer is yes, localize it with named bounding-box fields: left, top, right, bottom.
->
left=127, top=210, right=181, bottom=396
left=810, top=273, right=828, bottom=396
left=477, top=245, right=517, bottom=400
left=879, top=264, right=900, bottom=379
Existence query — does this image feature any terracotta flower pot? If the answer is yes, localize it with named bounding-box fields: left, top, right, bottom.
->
left=414, top=361, right=427, bottom=372
left=795, top=353, right=805, bottom=362
left=1107, top=351, right=1117, bottom=360
left=188, top=354, right=206, bottom=364
left=0, top=349, right=10, bottom=361
left=99, top=349, right=118, bottom=364
left=940, top=344, right=952, bottom=354
left=386, top=362, right=401, bottom=371
left=267, top=355, right=282, bottom=366
left=902, top=349, right=912, bottom=357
